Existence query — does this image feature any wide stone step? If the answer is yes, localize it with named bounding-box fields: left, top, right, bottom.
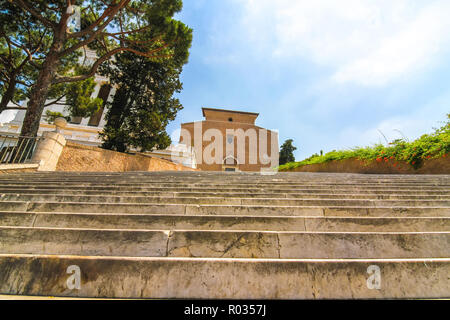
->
left=1, top=195, right=448, bottom=207
left=0, top=186, right=450, bottom=197
left=1, top=172, right=448, bottom=180
left=1, top=202, right=449, bottom=216
left=2, top=180, right=448, bottom=187
left=0, top=227, right=448, bottom=259
left=2, top=178, right=447, bottom=184
left=2, top=187, right=449, bottom=197
left=1, top=172, right=447, bottom=178
left=2, top=212, right=449, bottom=232
left=0, top=181, right=448, bottom=190
left=1, top=190, right=449, bottom=200
left=1, top=171, right=448, bottom=299
left=0, top=181, right=450, bottom=191
left=0, top=254, right=448, bottom=298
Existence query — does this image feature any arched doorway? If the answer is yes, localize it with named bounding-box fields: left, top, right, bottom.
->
left=222, top=155, right=239, bottom=172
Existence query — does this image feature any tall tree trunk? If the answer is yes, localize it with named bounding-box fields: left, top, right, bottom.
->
left=0, top=75, right=18, bottom=114
left=19, top=52, right=60, bottom=137
left=19, top=14, right=69, bottom=138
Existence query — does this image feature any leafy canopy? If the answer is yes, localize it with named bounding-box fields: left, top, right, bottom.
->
left=279, top=139, right=297, bottom=165
left=99, top=4, right=192, bottom=153
left=0, top=0, right=190, bottom=137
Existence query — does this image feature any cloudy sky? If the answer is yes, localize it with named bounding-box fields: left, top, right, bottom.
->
left=2, top=0, right=449, bottom=160
left=168, top=0, right=450, bottom=160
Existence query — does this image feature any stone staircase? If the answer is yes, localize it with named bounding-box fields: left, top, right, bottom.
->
left=0, top=171, right=448, bottom=299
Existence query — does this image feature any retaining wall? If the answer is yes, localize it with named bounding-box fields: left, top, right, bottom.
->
left=280, top=156, right=450, bottom=174
left=56, top=141, right=197, bottom=172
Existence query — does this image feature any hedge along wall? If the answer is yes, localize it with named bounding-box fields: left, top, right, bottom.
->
left=279, top=156, right=450, bottom=174
left=56, top=141, right=197, bottom=172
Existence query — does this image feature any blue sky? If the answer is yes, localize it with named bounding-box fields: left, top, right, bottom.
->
left=166, top=0, right=450, bottom=160
left=1, top=0, right=449, bottom=161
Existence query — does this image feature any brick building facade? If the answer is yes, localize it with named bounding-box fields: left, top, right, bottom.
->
left=180, top=108, right=278, bottom=172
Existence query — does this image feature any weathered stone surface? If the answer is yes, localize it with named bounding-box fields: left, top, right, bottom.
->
left=33, top=213, right=308, bottom=231
left=324, top=207, right=450, bottom=217
left=0, top=255, right=448, bottom=299
left=56, top=141, right=196, bottom=172
left=32, top=131, right=66, bottom=172
left=0, top=171, right=449, bottom=299
left=168, top=231, right=280, bottom=258
left=278, top=232, right=450, bottom=259
left=1, top=227, right=448, bottom=259
left=0, top=227, right=168, bottom=257
left=23, top=202, right=186, bottom=214
left=304, top=217, right=450, bottom=232
left=2, top=212, right=449, bottom=232
left=185, top=205, right=324, bottom=216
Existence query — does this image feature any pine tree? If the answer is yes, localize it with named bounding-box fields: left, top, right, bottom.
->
left=0, top=0, right=188, bottom=137
left=279, top=139, right=297, bottom=165
left=99, top=18, right=192, bottom=152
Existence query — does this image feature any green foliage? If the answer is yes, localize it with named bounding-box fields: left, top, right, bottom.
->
left=44, top=110, right=70, bottom=124
left=0, top=0, right=192, bottom=137
left=279, top=114, right=450, bottom=171
left=279, top=139, right=297, bottom=165
left=65, top=77, right=103, bottom=118
left=99, top=52, right=188, bottom=152
left=99, top=3, right=192, bottom=153
left=0, top=0, right=81, bottom=111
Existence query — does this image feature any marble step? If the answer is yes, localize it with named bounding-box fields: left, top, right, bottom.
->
left=0, top=194, right=449, bottom=207
left=1, top=212, right=449, bottom=232
left=1, top=186, right=449, bottom=194
left=1, top=190, right=449, bottom=199
left=2, top=227, right=450, bottom=259
left=1, top=202, right=449, bottom=216
left=0, top=178, right=450, bottom=191
left=0, top=254, right=448, bottom=298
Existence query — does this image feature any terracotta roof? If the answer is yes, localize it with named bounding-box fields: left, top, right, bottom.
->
left=202, top=107, right=259, bottom=117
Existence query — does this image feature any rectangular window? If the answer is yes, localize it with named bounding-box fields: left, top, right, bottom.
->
left=70, top=116, right=82, bottom=124
left=88, top=84, right=111, bottom=127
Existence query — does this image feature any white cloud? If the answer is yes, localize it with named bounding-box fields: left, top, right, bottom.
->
left=238, top=0, right=450, bottom=86
left=0, top=110, right=17, bottom=124
left=336, top=97, right=449, bottom=148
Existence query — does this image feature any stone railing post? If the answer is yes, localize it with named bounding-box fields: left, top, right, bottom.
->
left=32, top=118, right=67, bottom=171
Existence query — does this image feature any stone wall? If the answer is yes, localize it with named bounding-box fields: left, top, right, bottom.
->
left=56, top=141, right=197, bottom=172
left=0, top=164, right=39, bottom=174
left=280, top=156, right=450, bottom=174
left=32, top=131, right=66, bottom=171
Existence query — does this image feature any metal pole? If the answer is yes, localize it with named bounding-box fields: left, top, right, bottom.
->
left=0, top=136, right=12, bottom=163
left=19, top=138, right=32, bottom=163
left=24, top=137, right=37, bottom=162
left=12, top=136, right=26, bottom=163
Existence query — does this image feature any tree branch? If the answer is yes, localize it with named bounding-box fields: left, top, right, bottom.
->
left=28, top=60, right=42, bottom=70
left=53, top=46, right=173, bottom=84
left=44, top=94, right=66, bottom=107
left=14, top=0, right=57, bottom=30
left=16, top=79, right=32, bottom=87
left=60, top=0, right=130, bottom=58
left=5, top=106, right=27, bottom=110
left=66, top=0, right=130, bottom=40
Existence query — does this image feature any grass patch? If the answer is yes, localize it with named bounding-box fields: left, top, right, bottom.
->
left=279, top=114, right=450, bottom=171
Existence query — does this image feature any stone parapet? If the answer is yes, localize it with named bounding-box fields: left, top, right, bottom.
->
left=56, top=141, right=197, bottom=172
left=32, top=131, right=66, bottom=172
